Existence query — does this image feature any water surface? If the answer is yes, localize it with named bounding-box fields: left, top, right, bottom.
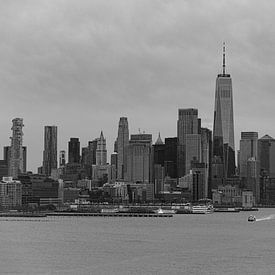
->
left=0, top=208, right=274, bottom=274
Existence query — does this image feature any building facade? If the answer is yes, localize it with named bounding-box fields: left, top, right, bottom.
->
left=0, top=177, right=22, bottom=208
left=213, top=45, right=235, bottom=178
left=9, top=118, right=24, bottom=178
left=96, top=131, right=107, bottom=166
left=42, top=126, right=58, bottom=176
left=239, top=132, right=258, bottom=178
left=177, top=108, right=200, bottom=177
left=116, top=117, right=129, bottom=180
left=68, top=138, right=80, bottom=164
left=126, top=134, right=152, bottom=183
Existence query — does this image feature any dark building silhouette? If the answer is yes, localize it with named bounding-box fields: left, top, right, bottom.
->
left=42, top=126, right=57, bottom=176
left=201, top=128, right=212, bottom=198
left=164, top=137, right=178, bottom=179
left=153, top=133, right=165, bottom=195
left=68, top=138, right=80, bottom=164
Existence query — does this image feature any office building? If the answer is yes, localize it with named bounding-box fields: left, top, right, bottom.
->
left=258, top=135, right=275, bottom=178
left=239, top=132, right=258, bottom=178
left=0, top=177, right=22, bottom=208
left=117, top=117, right=129, bottom=180
left=164, top=137, right=178, bottom=178
left=126, top=134, right=152, bottom=183
left=110, top=152, right=118, bottom=181
left=88, top=139, right=98, bottom=165
left=59, top=150, right=66, bottom=167
left=213, top=44, right=235, bottom=178
left=201, top=128, right=212, bottom=198
left=153, top=133, right=165, bottom=194
left=42, top=126, right=58, bottom=176
left=9, top=118, right=24, bottom=178
left=177, top=108, right=200, bottom=177
left=96, top=131, right=107, bottom=166
left=68, top=138, right=80, bottom=164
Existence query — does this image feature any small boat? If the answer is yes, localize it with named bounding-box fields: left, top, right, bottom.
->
left=248, top=215, right=256, bottom=222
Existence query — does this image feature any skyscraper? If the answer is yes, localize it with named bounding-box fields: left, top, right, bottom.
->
left=213, top=44, right=235, bottom=178
left=239, top=132, right=258, bottom=178
left=9, top=118, right=24, bottom=178
left=42, top=126, right=58, bottom=176
left=68, top=138, right=80, bottom=164
left=258, top=135, right=275, bottom=177
left=153, top=133, right=165, bottom=194
left=201, top=128, right=212, bottom=198
left=96, top=131, right=107, bottom=166
left=126, top=134, right=152, bottom=183
left=59, top=150, right=66, bottom=167
left=117, top=117, right=129, bottom=180
left=177, top=108, right=200, bottom=177
left=164, top=137, right=178, bottom=179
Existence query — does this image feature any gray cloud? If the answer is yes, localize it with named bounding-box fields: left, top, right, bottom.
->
left=1, top=0, right=275, bottom=171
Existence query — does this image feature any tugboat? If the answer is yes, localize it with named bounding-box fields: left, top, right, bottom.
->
left=248, top=215, right=256, bottom=222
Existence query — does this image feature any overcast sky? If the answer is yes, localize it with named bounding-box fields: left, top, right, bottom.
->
left=1, top=0, right=275, bottom=172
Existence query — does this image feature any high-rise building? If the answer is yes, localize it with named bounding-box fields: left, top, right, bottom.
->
left=164, top=137, right=178, bottom=178
left=177, top=108, right=200, bottom=177
left=88, top=139, right=98, bottom=165
left=68, top=138, right=80, bottom=164
left=239, top=132, right=258, bottom=178
left=110, top=152, right=118, bottom=181
left=258, top=135, right=275, bottom=178
left=185, top=134, right=201, bottom=174
left=153, top=133, right=165, bottom=194
left=4, top=146, right=26, bottom=175
left=126, top=134, right=152, bottom=183
left=213, top=44, right=235, bottom=178
left=201, top=128, right=212, bottom=198
left=96, top=131, right=107, bottom=166
left=117, top=117, right=129, bottom=180
left=42, top=126, right=57, bottom=176
left=59, top=150, right=66, bottom=167
left=9, top=118, right=24, bottom=178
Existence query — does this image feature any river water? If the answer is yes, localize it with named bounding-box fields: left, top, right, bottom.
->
left=0, top=208, right=274, bottom=274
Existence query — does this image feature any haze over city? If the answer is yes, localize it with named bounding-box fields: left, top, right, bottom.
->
left=1, top=0, right=275, bottom=172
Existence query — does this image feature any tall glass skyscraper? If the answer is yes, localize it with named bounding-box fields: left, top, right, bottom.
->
left=117, top=117, right=129, bottom=180
left=213, top=44, right=235, bottom=178
left=177, top=108, right=200, bottom=177
left=42, top=126, right=57, bottom=176
left=9, top=118, right=24, bottom=178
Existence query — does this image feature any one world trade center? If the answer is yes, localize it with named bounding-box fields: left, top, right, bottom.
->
left=213, top=44, right=235, bottom=178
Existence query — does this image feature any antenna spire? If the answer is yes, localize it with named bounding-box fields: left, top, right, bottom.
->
left=222, top=42, right=226, bottom=75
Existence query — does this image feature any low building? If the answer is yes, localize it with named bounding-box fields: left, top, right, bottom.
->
left=0, top=177, right=22, bottom=209
left=242, top=190, right=254, bottom=208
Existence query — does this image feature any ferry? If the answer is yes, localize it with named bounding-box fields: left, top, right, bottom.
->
left=192, top=204, right=214, bottom=214
left=101, top=208, right=119, bottom=213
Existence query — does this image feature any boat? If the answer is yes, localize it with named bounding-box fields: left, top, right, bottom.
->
left=214, top=207, right=240, bottom=213
left=155, top=208, right=176, bottom=214
left=192, top=204, right=214, bottom=214
left=101, top=208, right=119, bottom=213
left=248, top=215, right=256, bottom=222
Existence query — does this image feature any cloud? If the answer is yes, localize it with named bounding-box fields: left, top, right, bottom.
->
left=1, top=0, right=275, bottom=170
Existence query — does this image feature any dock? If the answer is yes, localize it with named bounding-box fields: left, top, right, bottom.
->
left=46, top=212, right=173, bottom=217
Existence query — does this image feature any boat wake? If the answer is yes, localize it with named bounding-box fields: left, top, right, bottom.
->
left=256, top=214, right=275, bottom=222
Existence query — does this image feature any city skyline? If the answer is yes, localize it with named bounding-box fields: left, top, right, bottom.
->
left=1, top=1, right=275, bottom=171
